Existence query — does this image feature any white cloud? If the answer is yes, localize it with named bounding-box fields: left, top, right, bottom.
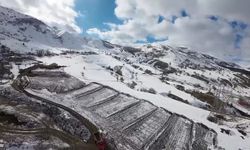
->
left=87, top=19, right=150, bottom=44
left=198, top=0, right=250, bottom=23
left=87, top=0, right=250, bottom=64
left=0, top=0, right=81, bottom=33
left=163, top=18, right=236, bottom=57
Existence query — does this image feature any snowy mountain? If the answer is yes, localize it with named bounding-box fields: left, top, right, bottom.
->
left=0, top=6, right=103, bottom=52
left=1, top=5, right=250, bottom=150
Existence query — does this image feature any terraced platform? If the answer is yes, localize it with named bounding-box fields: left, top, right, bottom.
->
left=20, top=69, right=217, bottom=150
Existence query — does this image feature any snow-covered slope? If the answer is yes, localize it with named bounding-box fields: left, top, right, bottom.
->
left=0, top=6, right=104, bottom=53
left=1, top=5, right=250, bottom=150
left=36, top=46, right=250, bottom=149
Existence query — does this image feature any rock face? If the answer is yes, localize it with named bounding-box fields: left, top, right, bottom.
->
left=22, top=69, right=217, bottom=150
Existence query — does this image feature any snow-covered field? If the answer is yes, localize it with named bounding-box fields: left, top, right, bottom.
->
left=37, top=54, right=250, bottom=150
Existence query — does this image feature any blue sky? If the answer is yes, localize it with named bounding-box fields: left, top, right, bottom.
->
left=75, top=0, right=120, bottom=32
left=75, top=1, right=247, bottom=47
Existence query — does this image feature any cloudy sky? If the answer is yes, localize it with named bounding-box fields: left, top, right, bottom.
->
left=0, top=0, right=249, bottom=66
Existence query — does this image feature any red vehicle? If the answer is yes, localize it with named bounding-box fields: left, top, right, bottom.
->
left=94, top=132, right=107, bottom=150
